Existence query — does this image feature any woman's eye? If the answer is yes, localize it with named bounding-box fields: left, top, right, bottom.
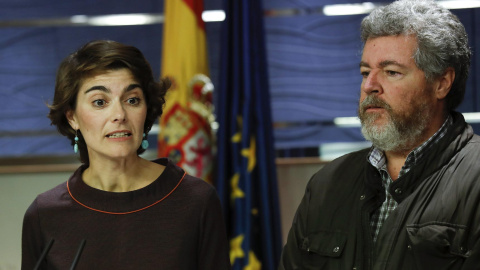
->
left=127, top=97, right=141, bottom=105
left=93, top=99, right=106, bottom=107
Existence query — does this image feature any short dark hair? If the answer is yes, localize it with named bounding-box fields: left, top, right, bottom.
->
left=48, top=40, right=170, bottom=165
left=361, top=0, right=471, bottom=111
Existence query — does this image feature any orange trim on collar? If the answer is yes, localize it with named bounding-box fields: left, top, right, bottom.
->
left=67, top=172, right=187, bottom=215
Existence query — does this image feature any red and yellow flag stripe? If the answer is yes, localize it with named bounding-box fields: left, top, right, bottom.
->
left=160, top=0, right=208, bottom=111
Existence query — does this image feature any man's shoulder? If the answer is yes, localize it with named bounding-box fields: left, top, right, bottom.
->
left=457, top=132, right=480, bottom=161
left=468, top=133, right=480, bottom=144
left=327, top=147, right=371, bottom=166
left=452, top=132, right=480, bottom=172
left=308, top=148, right=370, bottom=187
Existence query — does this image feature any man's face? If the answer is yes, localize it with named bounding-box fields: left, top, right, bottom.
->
left=358, top=35, right=437, bottom=152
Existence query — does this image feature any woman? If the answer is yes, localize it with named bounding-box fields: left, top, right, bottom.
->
left=21, top=40, right=230, bottom=270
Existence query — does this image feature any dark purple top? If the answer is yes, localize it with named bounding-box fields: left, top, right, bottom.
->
left=22, top=158, right=230, bottom=270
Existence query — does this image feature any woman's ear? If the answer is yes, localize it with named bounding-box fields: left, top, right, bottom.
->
left=435, top=67, right=455, bottom=100
left=66, top=110, right=79, bottom=130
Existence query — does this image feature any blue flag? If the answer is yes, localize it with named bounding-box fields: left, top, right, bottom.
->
left=215, top=0, right=283, bottom=269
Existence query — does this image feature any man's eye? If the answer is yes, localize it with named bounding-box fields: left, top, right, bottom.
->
left=386, top=70, right=400, bottom=76
left=127, top=97, right=141, bottom=105
left=361, top=71, right=370, bottom=78
left=93, top=99, right=106, bottom=107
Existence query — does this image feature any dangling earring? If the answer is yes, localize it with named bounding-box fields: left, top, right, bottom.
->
left=141, top=133, right=149, bottom=150
left=74, top=130, right=79, bottom=154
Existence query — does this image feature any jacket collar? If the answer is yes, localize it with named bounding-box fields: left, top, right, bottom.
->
left=388, top=111, right=472, bottom=203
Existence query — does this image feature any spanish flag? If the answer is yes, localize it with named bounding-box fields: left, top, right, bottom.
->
left=159, top=0, right=214, bottom=183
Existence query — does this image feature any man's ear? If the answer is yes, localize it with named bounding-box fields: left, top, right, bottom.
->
left=435, top=67, right=455, bottom=100
left=66, top=110, right=79, bottom=130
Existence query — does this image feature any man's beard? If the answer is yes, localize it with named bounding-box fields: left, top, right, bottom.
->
left=358, top=95, right=431, bottom=152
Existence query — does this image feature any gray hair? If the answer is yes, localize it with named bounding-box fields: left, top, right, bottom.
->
left=361, top=0, right=471, bottom=111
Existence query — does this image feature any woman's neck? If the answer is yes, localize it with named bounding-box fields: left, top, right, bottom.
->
left=82, top=156, right=164, bottom=192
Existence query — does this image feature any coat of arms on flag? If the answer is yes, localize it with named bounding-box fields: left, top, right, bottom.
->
left=159, top=74, right=216, bottom=183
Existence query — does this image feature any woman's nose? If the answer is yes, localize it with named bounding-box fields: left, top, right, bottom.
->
left=111, top=102, right=126, bottom=123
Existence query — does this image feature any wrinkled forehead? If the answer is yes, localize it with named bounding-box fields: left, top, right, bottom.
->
left=361, top=35, right=419, bottom=65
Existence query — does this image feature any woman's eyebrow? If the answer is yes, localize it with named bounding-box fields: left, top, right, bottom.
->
left=125, top=84, right=142, bottom=92
left=84, top=83, right=141, bottom=94
left=84, top=85, right=108, bottom=94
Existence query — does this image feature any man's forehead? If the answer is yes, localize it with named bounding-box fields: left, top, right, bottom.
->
left=360, top=35, right=417, bottom=67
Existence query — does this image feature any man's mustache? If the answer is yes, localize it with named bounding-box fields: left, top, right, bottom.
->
left=359, top=95, right=392, bottom=112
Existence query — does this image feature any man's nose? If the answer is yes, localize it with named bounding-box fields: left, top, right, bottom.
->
left=362, top=70, right=382, bottom=95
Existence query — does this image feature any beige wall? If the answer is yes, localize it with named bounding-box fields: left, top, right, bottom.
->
left=0, top=161, right=322, bottom=269
left=0, top=171, right=70, bottom=270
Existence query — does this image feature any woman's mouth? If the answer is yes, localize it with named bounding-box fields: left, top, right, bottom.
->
left=106, top=132, right=132, bottom=138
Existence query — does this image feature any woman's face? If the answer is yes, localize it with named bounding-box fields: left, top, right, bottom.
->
left=67, top=68, right=147, bottom=162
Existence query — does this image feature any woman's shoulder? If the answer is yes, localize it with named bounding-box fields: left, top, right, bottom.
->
left=155, top=158, right=216, bottom=194
left=30, top=166, right=84, bottom=211
left=32, top=181, right=69, bottom=209
left=23, top=180, right=69, bottom=223
left=179, top=174, right=216, bottom=198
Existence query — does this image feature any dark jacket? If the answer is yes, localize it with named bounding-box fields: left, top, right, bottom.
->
left=280, top=112, right=480, bottom=270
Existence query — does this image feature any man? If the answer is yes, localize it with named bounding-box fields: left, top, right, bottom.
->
left=280, top=0, right=480, bottom=269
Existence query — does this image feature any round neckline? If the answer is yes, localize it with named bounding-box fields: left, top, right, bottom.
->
left=66, top=158, right=186, bottom=214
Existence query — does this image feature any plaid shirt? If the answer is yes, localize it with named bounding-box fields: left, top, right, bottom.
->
left=368, top=115, right=453, bottom=243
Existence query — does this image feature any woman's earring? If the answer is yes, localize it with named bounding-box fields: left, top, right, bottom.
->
left=142, top=133, right=149, bottom=150
left=74, top=130, right=79, bottom=154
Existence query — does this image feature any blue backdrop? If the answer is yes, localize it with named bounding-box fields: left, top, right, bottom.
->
left=0, top=0, right=479, bottom=158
